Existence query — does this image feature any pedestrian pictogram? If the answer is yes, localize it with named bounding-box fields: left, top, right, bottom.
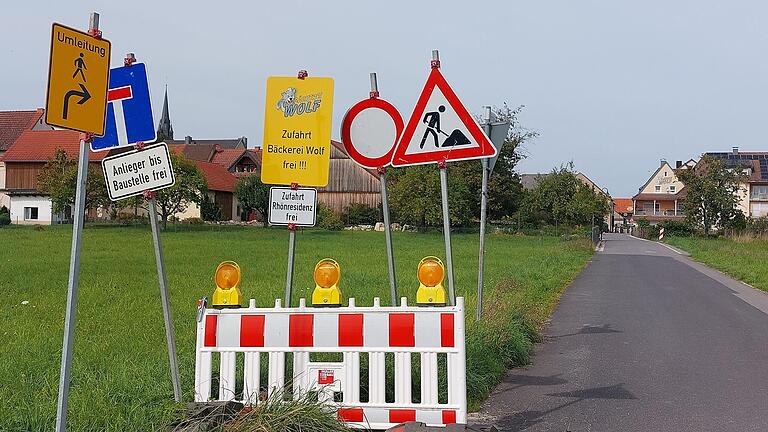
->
left=91, top=63, right=156, bottom=151
left=261, top=75, right=334, bottom=187
left=45, top=23, right=111, bottom=135
left=391, top=68, right=495, bottom=167
left=341, top=97, right=403, bottom=169
left=73, top=53, right=87, bottom=81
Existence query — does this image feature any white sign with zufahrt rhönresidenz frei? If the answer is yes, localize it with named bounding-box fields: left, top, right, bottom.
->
left=102, top=143, right=175, bottom=201
left=268, top=186, right=317, bottom=227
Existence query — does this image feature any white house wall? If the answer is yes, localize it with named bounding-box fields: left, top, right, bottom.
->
left=639, top=162, right=685, bottom=195
left=9, top=195, right=59, bottom=225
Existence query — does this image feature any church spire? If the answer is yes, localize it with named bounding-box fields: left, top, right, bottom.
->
left=157, top=85, right=174, bottom=141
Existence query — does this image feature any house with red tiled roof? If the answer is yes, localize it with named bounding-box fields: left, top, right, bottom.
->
left=1, top=129, right=104, bottom=224
left=0, top=109, right=52, bottom=208
left=186, top=160, right=239, bottom=220
left=632, top=159, right=695, bottom=225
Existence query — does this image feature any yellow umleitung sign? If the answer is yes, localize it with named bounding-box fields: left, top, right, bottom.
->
left=45, top=23, right=111, bottom=135
left=261, top=76, right=334, bottom=187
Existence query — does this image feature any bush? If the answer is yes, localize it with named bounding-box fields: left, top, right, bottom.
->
left=184, top=217, right=205, bottom=225
left=0, top=205, right=8, bottom=215
left=317, top=202, right=343, bottom=230
left=341, top=203, right=379, bottom=226
left=659, top=220, right=694, bottom=236
left=200, top=195, right=223, bottom=222
left=0, top=212, right=10, bottom=226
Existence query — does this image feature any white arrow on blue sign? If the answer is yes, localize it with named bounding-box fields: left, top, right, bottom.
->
left=91, top=63, right=156, bottom=152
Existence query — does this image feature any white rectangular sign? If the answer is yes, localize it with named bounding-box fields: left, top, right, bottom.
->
left=102, top=143, right=176, bottom=201
left=268, top=187, right=317, bottom=227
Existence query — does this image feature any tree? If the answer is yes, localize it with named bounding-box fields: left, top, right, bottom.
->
left=450, top=104, right=534, bottom=220
left=520, top=163, right=609, bottom=227
left=387, top=104, right=535, bottom=226
left=37, top=149, right=109, bottom=216
left=677, top=155, right=745, bottom=234
left=388, top=165, right=473, bottom=227
left=234, top=174, right=270, bottom=221
left=149, top=152, right=207, bottom=228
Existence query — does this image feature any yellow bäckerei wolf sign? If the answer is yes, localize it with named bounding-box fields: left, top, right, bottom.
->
left=261, top=76, right=334, bottom=187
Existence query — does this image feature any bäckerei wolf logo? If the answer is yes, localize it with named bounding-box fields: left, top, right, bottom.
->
left=276, top=87, right=323, bottom=118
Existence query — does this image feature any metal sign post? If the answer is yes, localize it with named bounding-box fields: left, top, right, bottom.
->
left=340, top=72, right=403, bottom=306
left=285, top=224, right=297, bottom=307
left=148, top=194, right=182, bottom=402
left=371, top=72, right=399, bottom=307
left=55, top=13, right=101, bottom=432
left=439, top=160, right=456, bottom=307
left=477, top=107, right=492, bottom=321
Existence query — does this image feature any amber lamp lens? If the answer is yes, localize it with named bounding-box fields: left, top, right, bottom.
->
left=418, top=260, right=444, bottom=287
left=314, top=262, right=340, bottom=288
left=216, top=264, right=239, bottom=290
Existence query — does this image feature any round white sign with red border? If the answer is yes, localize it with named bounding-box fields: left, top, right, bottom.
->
left=341, top=98, right=403, bottom=169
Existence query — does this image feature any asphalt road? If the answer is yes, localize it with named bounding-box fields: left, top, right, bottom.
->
left=473, top=233, right=768, bottom=432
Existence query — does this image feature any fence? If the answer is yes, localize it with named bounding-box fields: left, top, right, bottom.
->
left=194, top=296, right=467, bottom=430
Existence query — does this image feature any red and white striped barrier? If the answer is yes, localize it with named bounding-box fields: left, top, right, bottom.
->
left=194, top=296, right=467, bottom=430
left=659, top=227, right=665, bottom=241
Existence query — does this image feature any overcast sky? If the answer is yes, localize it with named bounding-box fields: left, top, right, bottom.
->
left=3, top=1, right=767, bottom=196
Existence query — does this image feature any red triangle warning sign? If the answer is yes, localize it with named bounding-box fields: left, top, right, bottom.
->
left=391, top=68, right=496, bottom=167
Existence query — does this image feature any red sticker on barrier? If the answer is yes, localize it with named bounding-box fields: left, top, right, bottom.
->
left=442, top=410, right=457, bottom=424
left=318, top=369, right=334, bottom=384
left=389, top=313, right=415, bottom=347
left=204, top=315, right=217, bottom=347
left=441, top=313, right=454, bottom=347
left=338, top=314, right=364, bottom=346
left=389, top=409, right=416, bottom=423
left=337, top=408, right=364, bottom=422
left=240, top=315, right=265, bottom=347
left=289, top=314, right=314, bottom=347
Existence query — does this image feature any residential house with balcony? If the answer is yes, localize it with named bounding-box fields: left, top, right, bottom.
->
left=705, top=147, right=768, bottom=219
left=632, top=159, right=695, bottom=224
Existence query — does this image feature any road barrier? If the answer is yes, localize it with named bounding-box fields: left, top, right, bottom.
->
left=194, top=296, right=467, bottom=430
left=659, top=227, right=665, bottom=241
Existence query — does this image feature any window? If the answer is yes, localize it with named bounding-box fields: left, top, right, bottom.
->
left=24, top=207, right=39, bottom=220
left=752, top=202, right=768, bottom=218
left=669, top=185, right=676, bottom=193
left=655, top=185, right=661, bottom=192
left=654, top=202, right=660, bottom=213
left=664, top=171, right=668, bottom=177
left=752, top=185, right=768, bottom=200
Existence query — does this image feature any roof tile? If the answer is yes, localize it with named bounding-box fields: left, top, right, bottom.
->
left=0, top=109, right=44, bottom=151
left=2, top=129, right=106, bottom=162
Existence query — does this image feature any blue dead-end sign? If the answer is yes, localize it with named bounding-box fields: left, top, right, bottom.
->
left=91, top=63, right=156, bottom=151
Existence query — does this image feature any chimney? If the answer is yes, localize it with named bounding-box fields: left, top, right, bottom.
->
left=676, top=160, right=682, bottom=168
left=732, top=146, right=739, bottom=154
left=185, top=135, right=192, bottom=144
left=660, top=158, right=667, bottom=167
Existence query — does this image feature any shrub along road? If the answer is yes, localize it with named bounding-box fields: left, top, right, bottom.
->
left=476, top=233, right=768, bottom=431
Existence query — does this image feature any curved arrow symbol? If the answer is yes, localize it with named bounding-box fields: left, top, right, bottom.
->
left=62, top=84, right=91, bottom=120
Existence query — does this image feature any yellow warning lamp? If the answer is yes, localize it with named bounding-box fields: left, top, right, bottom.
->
left=211, top=261, right=243, bottom=309
left=416, top=256, right=447, bottom=306
left=312, top=259, right=342, bottom=307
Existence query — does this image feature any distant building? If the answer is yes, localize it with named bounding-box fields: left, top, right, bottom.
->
left=156, top=87, right=174, bottom=140
left=704, top=147, right=768, bottom=218
left=0, top=109, right=52, bottom=208
left=1, top=129, right=104, bottom=225
left=632, top=159, right=695, bottom=224
left=520, top=171, right=612, bottom=226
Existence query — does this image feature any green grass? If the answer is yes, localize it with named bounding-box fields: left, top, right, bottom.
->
left=667, top=236, right=768, bottom=291
left=0, top=225, right=592, bottom=431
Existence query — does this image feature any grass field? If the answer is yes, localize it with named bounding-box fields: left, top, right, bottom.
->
left=667, top=236, right=768, bottom=291
left=0, top=225, right=593, bottom=431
